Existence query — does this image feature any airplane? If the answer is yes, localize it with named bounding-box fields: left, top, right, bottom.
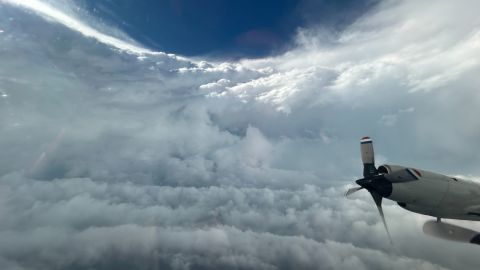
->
left=345, top=136, right=480, bottom=242
left=423, top=219, right=480, bottom=245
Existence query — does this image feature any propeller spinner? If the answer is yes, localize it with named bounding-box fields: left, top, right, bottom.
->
left=346, top=137, right=393, bottom=243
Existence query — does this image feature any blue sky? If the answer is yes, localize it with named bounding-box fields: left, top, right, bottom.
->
left=77, top=0, right=377, bottom=57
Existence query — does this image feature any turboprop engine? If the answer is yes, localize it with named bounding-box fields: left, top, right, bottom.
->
left=346, top=136, right=480, bottom=244
left=346, top=137, right=453, bottom=242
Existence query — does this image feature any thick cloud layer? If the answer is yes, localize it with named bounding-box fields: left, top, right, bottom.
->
left=1, top=0, right=480, bottom=269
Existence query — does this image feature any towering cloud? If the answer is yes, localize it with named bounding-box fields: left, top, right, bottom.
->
left=0, top=0, right=480, bottom=269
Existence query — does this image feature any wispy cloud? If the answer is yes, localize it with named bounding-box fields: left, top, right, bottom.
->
left=1, top=0, right=154, bottom=54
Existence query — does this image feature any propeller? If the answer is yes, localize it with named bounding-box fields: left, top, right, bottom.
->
left=346, top=137, right=393, bottom=243
left=370, top=190, right=393, bottom=244
left=345, top=186, right=363, bottom=197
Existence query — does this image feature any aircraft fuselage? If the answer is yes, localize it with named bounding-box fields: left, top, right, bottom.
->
left=381, top=165, right=480, bottom=220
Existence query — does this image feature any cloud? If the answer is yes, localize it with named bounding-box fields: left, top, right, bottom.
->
left=379, top=107, right=415, bottom=127
left=0, top=173, right=458, bottom=270
left=1, top=0, right=480, bottom=269
left=0, top=0, right=155, bottom=54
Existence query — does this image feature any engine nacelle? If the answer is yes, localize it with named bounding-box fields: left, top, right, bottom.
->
left=377, top=164, right=422, bottom=183
left=378, top=164, right=450, bottom=207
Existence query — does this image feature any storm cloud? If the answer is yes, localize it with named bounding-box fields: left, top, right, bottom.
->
left=1, top=0, right=480, bottom=269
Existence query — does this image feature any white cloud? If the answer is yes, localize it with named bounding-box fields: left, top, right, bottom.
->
left=0, top=0, right=157, bottom=55
left=0, top=173, right=463, bottom=270
left=379, top=107, right=415, bottom=127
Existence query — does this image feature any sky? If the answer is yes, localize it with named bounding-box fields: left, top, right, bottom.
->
left=75, top=0, right=378, bottom=57
left=0, top=0, right=480, bottom=269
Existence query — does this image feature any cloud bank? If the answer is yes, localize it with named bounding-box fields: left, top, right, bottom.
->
left=1, top=0, right=480, bottom=269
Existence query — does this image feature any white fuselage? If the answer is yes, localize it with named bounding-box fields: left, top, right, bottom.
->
left=384, top=166, right=480, bottom=220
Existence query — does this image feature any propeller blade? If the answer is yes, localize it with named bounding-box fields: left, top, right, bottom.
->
left=369, top=190, right=393, bottom=244
left=361, top=137, right=377, bottom=177
left=345, top=187, right=363, bottom=197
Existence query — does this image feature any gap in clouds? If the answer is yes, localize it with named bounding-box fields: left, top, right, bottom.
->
left=73, top=0, right=380, bottom=58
